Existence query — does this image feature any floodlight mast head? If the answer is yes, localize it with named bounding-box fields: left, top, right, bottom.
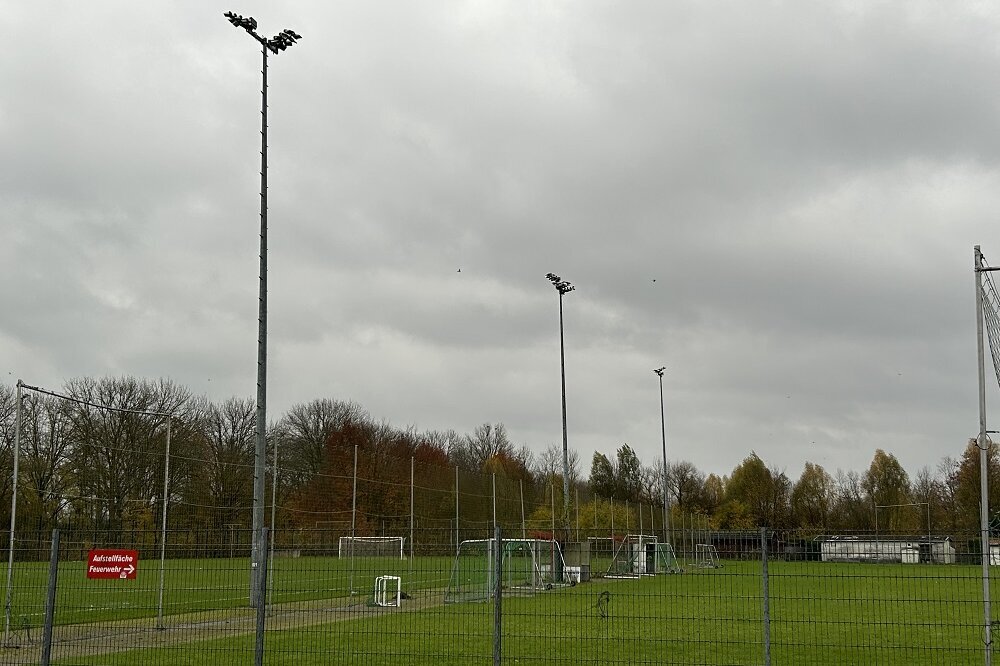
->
left=545, top=273, right=575, bottom=295
left=224, top=11, right=302, bottom=53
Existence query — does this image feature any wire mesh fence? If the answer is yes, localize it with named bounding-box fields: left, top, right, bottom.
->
left=2, top=379, right=999, bottom=663
left=2, top=525, right=998, bottom=665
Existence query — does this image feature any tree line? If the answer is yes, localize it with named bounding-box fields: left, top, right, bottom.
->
left=0, top=377, right=996, bottom=559
left=592, top=443, right=999, bottom=536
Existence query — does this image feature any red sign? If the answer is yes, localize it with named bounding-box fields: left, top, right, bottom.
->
left=87, top=549, right=138, bottom=580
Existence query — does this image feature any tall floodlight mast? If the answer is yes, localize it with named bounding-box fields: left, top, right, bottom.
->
left=546, top=273, right=575, bottom=538
left=224, top=11, right=301, bottom=606
left=654, top=367, right=670, bottom=544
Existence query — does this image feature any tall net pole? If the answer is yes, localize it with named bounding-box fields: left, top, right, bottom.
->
left=975, top=245, right=993, bottom=664
left=349, top=444, right=358, bottom=595
left=267, top=432, right=279, bottom=607
left=157, top=418, right=172, bottom=629
left=519, top=480, right=526, bottom=539
left=410, top=456, right=415, bottom=564
left=3, top=380, right=22, bottom=646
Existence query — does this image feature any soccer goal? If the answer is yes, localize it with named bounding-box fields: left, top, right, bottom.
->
left=694, top=543, right=722, bottom=568
left=606, top=534, right=682, bottom=578
left=444, top=538, right=568, bottom=603
left=338, top=536, right=405, bottom=560
left=373, top=575, right=401, bottom=607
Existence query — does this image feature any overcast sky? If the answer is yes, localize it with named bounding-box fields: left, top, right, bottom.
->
left=4, top=1, right=1000, bottom=480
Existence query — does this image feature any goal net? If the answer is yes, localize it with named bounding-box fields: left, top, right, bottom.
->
left=606, top=534, right=681, bottom=577
left=445, top=538, right=567, bottom=603
left=694, top=543, right=722, bottom=568
left=338, top=536, right=405, bottom=560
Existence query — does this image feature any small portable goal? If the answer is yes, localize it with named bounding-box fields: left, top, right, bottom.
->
left=694, top=543, right=722, bottom=568
left=374, top=575, right=401, bottom=607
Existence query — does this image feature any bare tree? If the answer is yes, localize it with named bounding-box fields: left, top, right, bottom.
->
left=195, top=397, right=256, bottom=538
left=831, top=469, right=871, bottom=531
left=0, top=384, right=16, bottom=530
left=667, top=460, right=707, bottom=513
left=272, top=398, right=367, bottom=487
left=19, top=394, right=74, bottom=538
left=534, top=444, right=578, bottom=486
left=456, top=423, right=514, bottom=472
left=64, top=377, right=186, bottom=535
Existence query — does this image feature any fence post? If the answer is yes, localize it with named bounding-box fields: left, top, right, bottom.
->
left=761, top=527, right=771, bottom=666
left=493, top=524, right=502, bottom=666
left=41, top=528, right=60, bottom=666
left=255, top=527, right=269, bottom=666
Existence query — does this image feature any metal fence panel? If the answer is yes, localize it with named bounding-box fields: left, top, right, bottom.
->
left=3, top=524, right=995, bottom=664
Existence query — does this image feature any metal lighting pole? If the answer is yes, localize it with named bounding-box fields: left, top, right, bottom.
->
left=546, top=273, right=575, bottom=539
left=654, top=367, right=670, bottom=544
left=224, top=11, right=301, bottom=606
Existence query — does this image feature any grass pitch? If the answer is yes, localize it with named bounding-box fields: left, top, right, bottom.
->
left=0, top=557, right=993, bottom=664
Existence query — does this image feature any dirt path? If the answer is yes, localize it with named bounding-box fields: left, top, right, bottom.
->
left=2, top=589, right=448, bottom=664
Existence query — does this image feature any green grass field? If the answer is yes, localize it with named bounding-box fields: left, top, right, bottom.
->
left=0, top=556, right=994, bottom=664
left=2, top=554, right=454, bottom=626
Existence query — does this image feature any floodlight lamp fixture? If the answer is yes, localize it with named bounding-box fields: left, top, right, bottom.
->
left=266, top=29, right=302, bottom=54
left=224, top=11, right=257, bottom=33
left=546, top=273, right=575, bottom=295
left=654, top=367, right=666, bottom=377
left=224, top=12, right=302, bottom=53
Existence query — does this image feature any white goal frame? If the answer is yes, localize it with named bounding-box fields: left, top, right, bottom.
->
left=694, top=543, right=722, bottom=568
left=606, top=534, right=681, bottom=578
left=444, top=538, right=568, bottom=603
left=338, top=536, right=405, bottom=560
left=374, top=575, right=401, bottom=607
